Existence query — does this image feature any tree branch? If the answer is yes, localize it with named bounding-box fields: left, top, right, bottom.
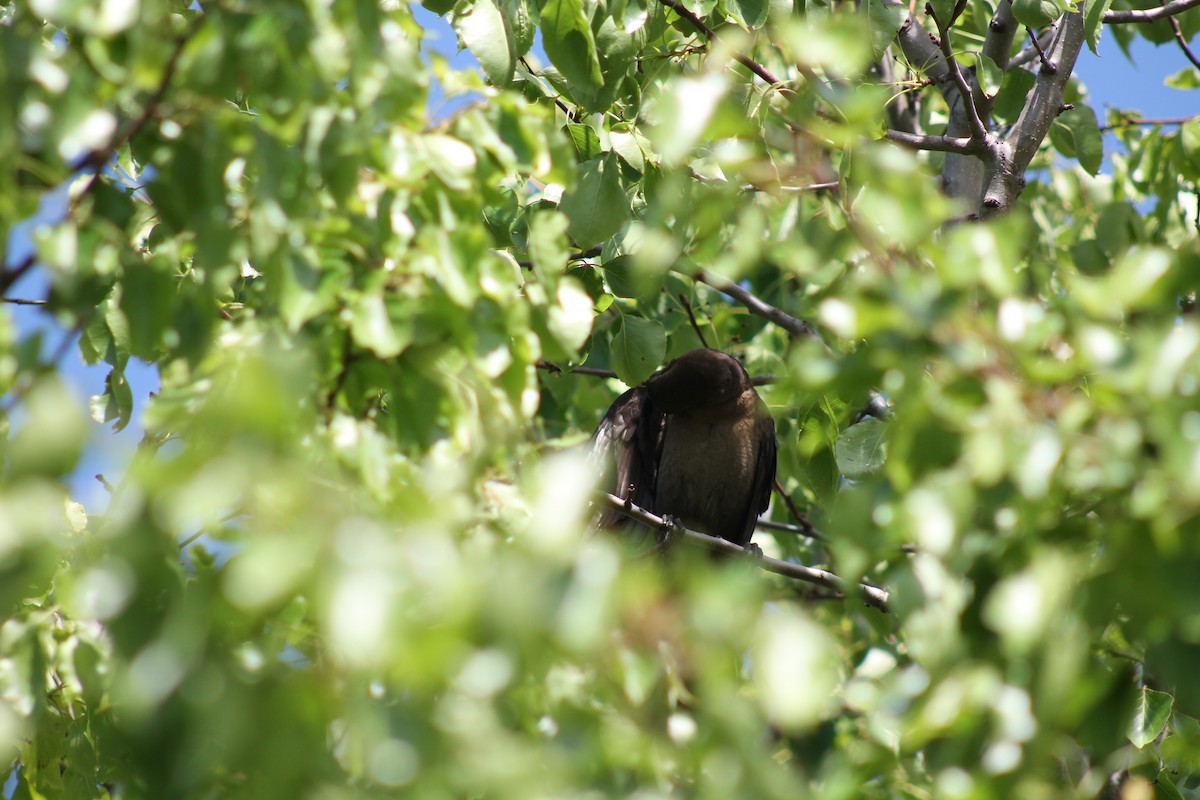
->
left=695, top=270, right=827, bottom=346
left=0, top=17, right=203, bottom=296
left=598, top=492, right=890, bottom=612
left=982, top=9, right=1085, bottom=215
left=654, top=0, right=783, bottom=86
left=926, top=4, right=991, bottom=144
left=982, top=0, right=1020, bottom=70
left=537, top=359, right=776, bottom=386
left=1100, top=115, right=1200, bottom=130
left=1167, top=9, right=1200, bottom=70
left=1104, top=0, right=1200, bottom=23
left=885, top=129, right=980, bottom=154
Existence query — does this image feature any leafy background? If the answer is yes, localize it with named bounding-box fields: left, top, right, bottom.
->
left=2, top=0, right=1200, bottom=798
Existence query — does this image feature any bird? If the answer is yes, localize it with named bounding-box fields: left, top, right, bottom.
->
left=590, top=348, right=777, bottom=551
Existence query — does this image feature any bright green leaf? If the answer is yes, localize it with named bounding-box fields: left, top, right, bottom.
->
left=455, top=0, right=516, bottom=86
left=1083, top=0, right=1114, bottom=53
left=610, top=315, right=666, bottom=385
left=540, top=0, right=604, bottom=100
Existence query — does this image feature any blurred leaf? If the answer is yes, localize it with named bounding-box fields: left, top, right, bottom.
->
left=1165, top=66, right=1200, bottom=90
left=1180, top=120, right=1200, bottom=182
left=834, top=416, right=887, bottom=478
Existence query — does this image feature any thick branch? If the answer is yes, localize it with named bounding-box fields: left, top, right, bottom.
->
left=695, top=270, right=827, bottom=346
left=599, top=492, right=890, bottom=612
left=1104, top=0, right=1200, bottom=22
left=885, top=129, right=980, bottom=154
left=983, top=10, right=1085, bottom=215
left=982, top=0, right=1020, bottom=70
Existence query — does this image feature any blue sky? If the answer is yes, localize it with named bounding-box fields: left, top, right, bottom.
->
left=4, top=8, right=1196, bottom=513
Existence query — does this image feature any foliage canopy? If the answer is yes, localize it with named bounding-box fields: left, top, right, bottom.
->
left=2, top=0, right=1200, bottom=797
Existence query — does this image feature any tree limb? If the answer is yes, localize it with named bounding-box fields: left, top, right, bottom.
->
left=654, top=0, right=783, bottom=86
left=1167, top=9, right=1200, bottom=70
left=695, top=270, right=827, bottom=346
left=982, top=10, right=1085, bottom=215
left=0, top=17, right=203, bottom=296
left=599, top=492, right=890, bottom=612
left=1104, top=0, right=1200, bottom=23
left=885, top=129, right=980, bottom=154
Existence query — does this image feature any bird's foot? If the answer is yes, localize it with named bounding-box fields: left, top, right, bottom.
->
left=742, top=541, right=764, bottom=564
left=657, top=514, right=683, bottom=549
left=637, top=515, right=683, bottom=559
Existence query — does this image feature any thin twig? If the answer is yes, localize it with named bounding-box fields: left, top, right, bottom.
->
left=654, top=0, right=783, bottom=86
left=2, top=297, right=47, bottom=306
left=599, top=492, right=890, bottom=612
left=1027, top=26, right=1056, bottom=73
left=926, top=3, right=990, bottom=144
left=677, top=293, right=711, bottom=349
left=537, top=361, right=618, bottom=379
left=771, top=477, right=825, bottom=541
left=1104, top=0, right=1200, bottom=23
left=1166, top=9, right=1200, bottom=70
left=1099, top=115, right=1198, bottom=130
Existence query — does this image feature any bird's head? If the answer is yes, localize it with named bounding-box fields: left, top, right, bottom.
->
left=644, top=349, right=750, bottom=413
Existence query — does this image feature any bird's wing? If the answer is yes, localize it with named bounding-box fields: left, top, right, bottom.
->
left=739, top=406, right=778, bottom=546
left=590, top=387, right=664, bottom=529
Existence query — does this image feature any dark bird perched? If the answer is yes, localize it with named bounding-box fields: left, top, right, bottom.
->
left=591, top=348, right=777, bottom=549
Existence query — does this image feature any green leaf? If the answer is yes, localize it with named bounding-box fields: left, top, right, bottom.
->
left=974, top=53, right=1003, bottom=98
left=728, top=0, right=769, bottom=29
left=501, top=0, right=537, bottom=56
left=610, top=315, right=666, bottom=385
left=1166, top=66, right=1200, bottom=90
left=1128, top=688, right=1173, bottom=748
left=1083, top=0, right=1114, bottom=53
left=540, top=0, right=604, bottom=99
left=1180, top=120, right=1200, bottom=181
left=564, top=123, right=603, bottom=161
left=547, top=277, right=596, bottom=353
left=349, top=294, right=408, bottom=358
left=1156, top=775, right=1185, bottom=800
left=925, top=0, right=956, bottom=27
left=834, top=417, right=887, bottom=478
left=1011, top=0, right=1073, bottom=28
left=865, top=0, right=906, bottom=62
left=559, top=153, right=631, bottom=248
left=993, top=68, right=1036, bottom=123
left=454, top=0, right=516, bottom=86
left=1050, top=105, right=1103, bottom=175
